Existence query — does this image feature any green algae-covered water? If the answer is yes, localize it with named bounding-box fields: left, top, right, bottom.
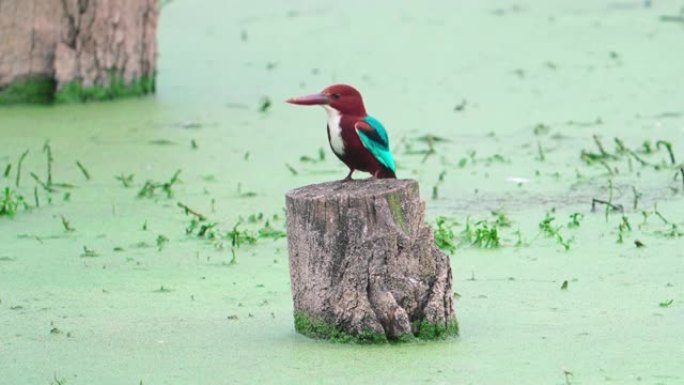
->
left=2, top=1, right=684, bottom=384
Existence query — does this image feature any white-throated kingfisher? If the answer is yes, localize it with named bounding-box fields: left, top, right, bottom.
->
left=286, top=84, right=397, bottom=181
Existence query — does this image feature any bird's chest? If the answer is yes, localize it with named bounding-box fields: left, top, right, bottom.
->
left=326, top=110, right=346, bottom=156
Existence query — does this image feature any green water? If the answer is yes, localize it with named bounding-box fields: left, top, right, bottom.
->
left=2, top=1, right=684, bottom=384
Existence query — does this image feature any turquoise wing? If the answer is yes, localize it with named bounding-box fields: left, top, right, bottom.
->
left=355, top=116, right=396, bottom=173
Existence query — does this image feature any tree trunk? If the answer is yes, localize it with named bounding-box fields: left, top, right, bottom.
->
left=286, top=179, right=457, bottom=343
left=0, top=0, right=157, bottom=104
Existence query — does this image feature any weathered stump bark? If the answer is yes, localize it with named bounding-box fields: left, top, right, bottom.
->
left=0, top=0, right=157, bottom=104
left=286, top=179, right=457, bottom=342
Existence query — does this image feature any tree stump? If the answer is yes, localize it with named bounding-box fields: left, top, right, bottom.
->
left=286, top=179, right=457, bottom=342
left=0, top=0, right=157, bottom=104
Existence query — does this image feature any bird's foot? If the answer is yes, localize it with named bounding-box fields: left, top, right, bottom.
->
left=341, top=169, right=355, bottom=182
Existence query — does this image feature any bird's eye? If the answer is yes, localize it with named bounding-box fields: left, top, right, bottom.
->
left=330, top=93, right=341, bottom=100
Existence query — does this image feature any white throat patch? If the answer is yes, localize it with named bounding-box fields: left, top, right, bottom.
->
left=323, top=106, right=345, bottom=156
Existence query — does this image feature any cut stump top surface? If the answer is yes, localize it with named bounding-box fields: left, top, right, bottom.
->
left=286, top=179, right=418, bottom=200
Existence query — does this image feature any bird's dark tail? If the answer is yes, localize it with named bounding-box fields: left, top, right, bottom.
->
left=376, top=167, right=396, bottom=179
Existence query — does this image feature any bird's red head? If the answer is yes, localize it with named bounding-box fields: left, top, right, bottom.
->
left=286, top=84, right=367, bottom=116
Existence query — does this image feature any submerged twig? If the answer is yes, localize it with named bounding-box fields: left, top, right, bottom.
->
left=631, top=186, right=641, bottom=210
left=536, top=140, right=545, bottom=161
left=43, top=141, right=53, bottom=187
left=30, top=172, right=56, bottom=193
left=614, top=138, right=649, bottom=166
left=593, top=135, right=613, bottom=159
left=60, top=215, right=75, bottom=232
left=76, top=161, right=91, bottom=180
left=598, top=160, right=614, bottom=175
left=421, top=148, right=436, bottom=164
left=564, top=370, right=574, bottom=385
left=15, top=150, right=29, bottom=187
left=33, top=186, right=39, bottom=208
left=654, top=207, right=670, bottom=224
left=656, top=140, right=676, bottom=165
left=285, top=163, right=298, bottom=176
left=591, top=198, right=623, bottom=213
left=177, top=202, right=207, bottom=221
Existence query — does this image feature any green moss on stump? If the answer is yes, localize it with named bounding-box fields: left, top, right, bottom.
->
left=0, top=71, right=155, bottom=105
left=55, top=72, right=156, bottom=103
left=0, top=75, right=56, bottom=104
left=414, top=319, right=459, bottom=340
left=386, top=192, right=407, bottom=232
left=294, top=311, right=458, bottom=344
left=294, top=311, right=388, bottom=344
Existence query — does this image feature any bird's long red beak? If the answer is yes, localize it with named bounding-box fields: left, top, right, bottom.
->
left=285, top=93, right=329, bottom=106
